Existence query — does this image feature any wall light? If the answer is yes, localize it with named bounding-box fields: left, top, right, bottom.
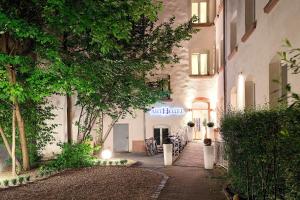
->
left=101, top=149, right=112, bottom=160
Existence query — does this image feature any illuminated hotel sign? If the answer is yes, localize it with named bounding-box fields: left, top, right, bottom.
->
left=149, top=107, right=185, bottom=116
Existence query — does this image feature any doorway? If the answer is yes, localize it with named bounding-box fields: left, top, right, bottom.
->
left=153, top=126, right=169, bottom=146
left=192, top=97, right=212, bottom=140
left=113, top=124, right=129, bottom=152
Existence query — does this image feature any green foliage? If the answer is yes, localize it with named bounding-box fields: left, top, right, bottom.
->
left=25, top=175, right=30, bottom=182
left=221, top=107, right=300, bottom=200
left=120, top=160, right=128, bottom=165
left=279, top=40, right=300, bottom=107
left=3, top=179, right=9, bottom=186
left=0, top=101, right=56, bottom=166
left=18, top=176, right=24, bottom=184
left=11, top=178, right=17, bottom=185
left=40, top=142, right=96, bottom=173
left=207, top=122, right=214, bottom=127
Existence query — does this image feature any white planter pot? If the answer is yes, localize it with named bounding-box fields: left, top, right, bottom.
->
left=207, top=127, right=215, bottom=141
left=203, top=145, right=214, bottom=169
left=163, top=144, right=173, bottom=166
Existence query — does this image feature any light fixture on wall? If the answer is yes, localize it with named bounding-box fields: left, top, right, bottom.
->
left=237, top=72, right=245, bottom=110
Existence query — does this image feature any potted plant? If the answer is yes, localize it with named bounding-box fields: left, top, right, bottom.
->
left=203, top=138, right=214, bottom=169
left=187, top=121, right=195, bottom=127
left=163, top=137, right=173, bottom=166
left=207, top=122, right=215, bottom=141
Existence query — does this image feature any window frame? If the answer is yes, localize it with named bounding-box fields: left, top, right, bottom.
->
left=191, top=52, right=210, bottom=76
left=191, top=0, right=209, bottom=24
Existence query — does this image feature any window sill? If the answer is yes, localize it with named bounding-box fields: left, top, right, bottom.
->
left=264, top=0, right=279, bottom=14
left=189, top=74, right=215, bottom=78
left=228, top=46, right=238, bottom=60
left=241, top=21, right=257, bottom=42
left=192, top=22, right=214, bottom=28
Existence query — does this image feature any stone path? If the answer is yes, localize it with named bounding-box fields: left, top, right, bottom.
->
left=158, top=142, right=226, bottom=200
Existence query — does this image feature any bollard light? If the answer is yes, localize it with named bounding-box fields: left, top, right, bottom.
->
left=101, top=149, right=112, bottom=160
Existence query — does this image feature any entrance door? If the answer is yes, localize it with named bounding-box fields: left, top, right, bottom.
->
left=113, top=124, right=129, bottom=152
left=153, top=127, right=169, bottom=145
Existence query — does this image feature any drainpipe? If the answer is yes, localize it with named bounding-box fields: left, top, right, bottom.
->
left=143, top=111, right=146, bottom=140
left=223, top=0, right=227, bottom=114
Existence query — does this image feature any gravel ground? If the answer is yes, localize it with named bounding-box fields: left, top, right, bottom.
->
left=0, top=167, right=162, bottom=200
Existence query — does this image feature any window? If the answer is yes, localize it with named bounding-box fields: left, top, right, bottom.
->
left=192, top=53, right=209, bottom=75
left=220, top=39, right=224, bottom=67
left=245, top=0, right=256, bottom=32
left=148, top=74, right=171, bottom=100
left=192, top=1, right=208, bottom=23
left=230, top=18, right=237, bottom=53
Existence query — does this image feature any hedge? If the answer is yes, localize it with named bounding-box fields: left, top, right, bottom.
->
left=221, top=107, right=300, bottom=200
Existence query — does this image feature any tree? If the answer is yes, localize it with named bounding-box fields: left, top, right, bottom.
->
left=74, top=16, right=197, bottom=144
left=0, top=1, right=61, bottom=170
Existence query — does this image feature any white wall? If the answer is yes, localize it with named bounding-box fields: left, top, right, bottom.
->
left=225, top=0, right=300, bottom=108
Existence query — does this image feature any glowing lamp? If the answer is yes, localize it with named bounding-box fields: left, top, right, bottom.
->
left=101, top=149, right=112, bottom=160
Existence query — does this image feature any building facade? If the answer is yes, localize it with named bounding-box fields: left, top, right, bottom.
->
left=39, top=0, right=300, bottom=158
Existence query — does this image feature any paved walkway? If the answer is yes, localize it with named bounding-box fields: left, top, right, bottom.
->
left=158, top=142, right=226, bottom=200
left=113, top=142, right=226, bottom=200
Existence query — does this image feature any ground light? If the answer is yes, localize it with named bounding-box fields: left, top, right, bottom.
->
left=101, top=149, right=112, bottom=160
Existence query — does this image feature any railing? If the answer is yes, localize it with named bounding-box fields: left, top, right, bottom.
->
left=214, top=140, right=228, bottom=169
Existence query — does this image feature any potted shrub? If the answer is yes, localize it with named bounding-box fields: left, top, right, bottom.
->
left=207, top=122, right=215, bottom=141
left=203, top=138, right=214, bottom=169
left=11, top=178, right=17, bottom=186
left=163, top=137, right=173, bottom=166
left=187, top=121, right=195, bottom=127
left=18, top=176, right=24, bottom=184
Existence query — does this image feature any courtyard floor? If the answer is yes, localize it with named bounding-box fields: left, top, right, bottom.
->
left=115, top=141, right=227, bottom=200
left=0, top=167, right=162, bottom=200
left=158, top=142, right=226, bottom=200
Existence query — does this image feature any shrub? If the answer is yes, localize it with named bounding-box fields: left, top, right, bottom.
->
left=114, top=161, right=119, bottom=165
left=40, top=142, right=96, bottom=173
left=102, top=161, right=107, bottom=166
left=3, top=180, right=9, bottom=186
left=221, top=107, right=300, bottom=200
left=207, top=122, right=214, bottom=127
left=11, top=178, right=17, bottom=185
left=109, top=161, right=113, bottom=165
left=25, top=175, right=30, bottom=182
left=18, top=176, right=24, bottom=184
left=120, top=160, right=128, bottom=165
left=187, top=121, right=195, bottom=127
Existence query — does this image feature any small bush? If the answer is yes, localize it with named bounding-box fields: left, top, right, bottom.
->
left=207, top=122, right=214, bottom=127
left=102, top=161, right=107, bottom=166
left=40, top=142, right=96, bottom=173
left=120, top=160, right=127, bottom=165
left=109, top=161, right=113, bottom=165
left=25, top=175, right=30, bottom=182
left=11, top=178, right=17, bottom=185
left=114, top=161, right=119, bottom=165
left=18, top=177, right=24, bottom=184
left=3, top=180, right=9, bottom=186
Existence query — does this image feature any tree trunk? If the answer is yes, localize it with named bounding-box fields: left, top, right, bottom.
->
left=0, top=126, right=21, bottom=170
left=12, top=106, right=16, bottom=176
left=7, top=67, right=30, bottom=170
left=102, top=113, right=122, bottom=143
left=67, top=94, right=72, bottom=144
